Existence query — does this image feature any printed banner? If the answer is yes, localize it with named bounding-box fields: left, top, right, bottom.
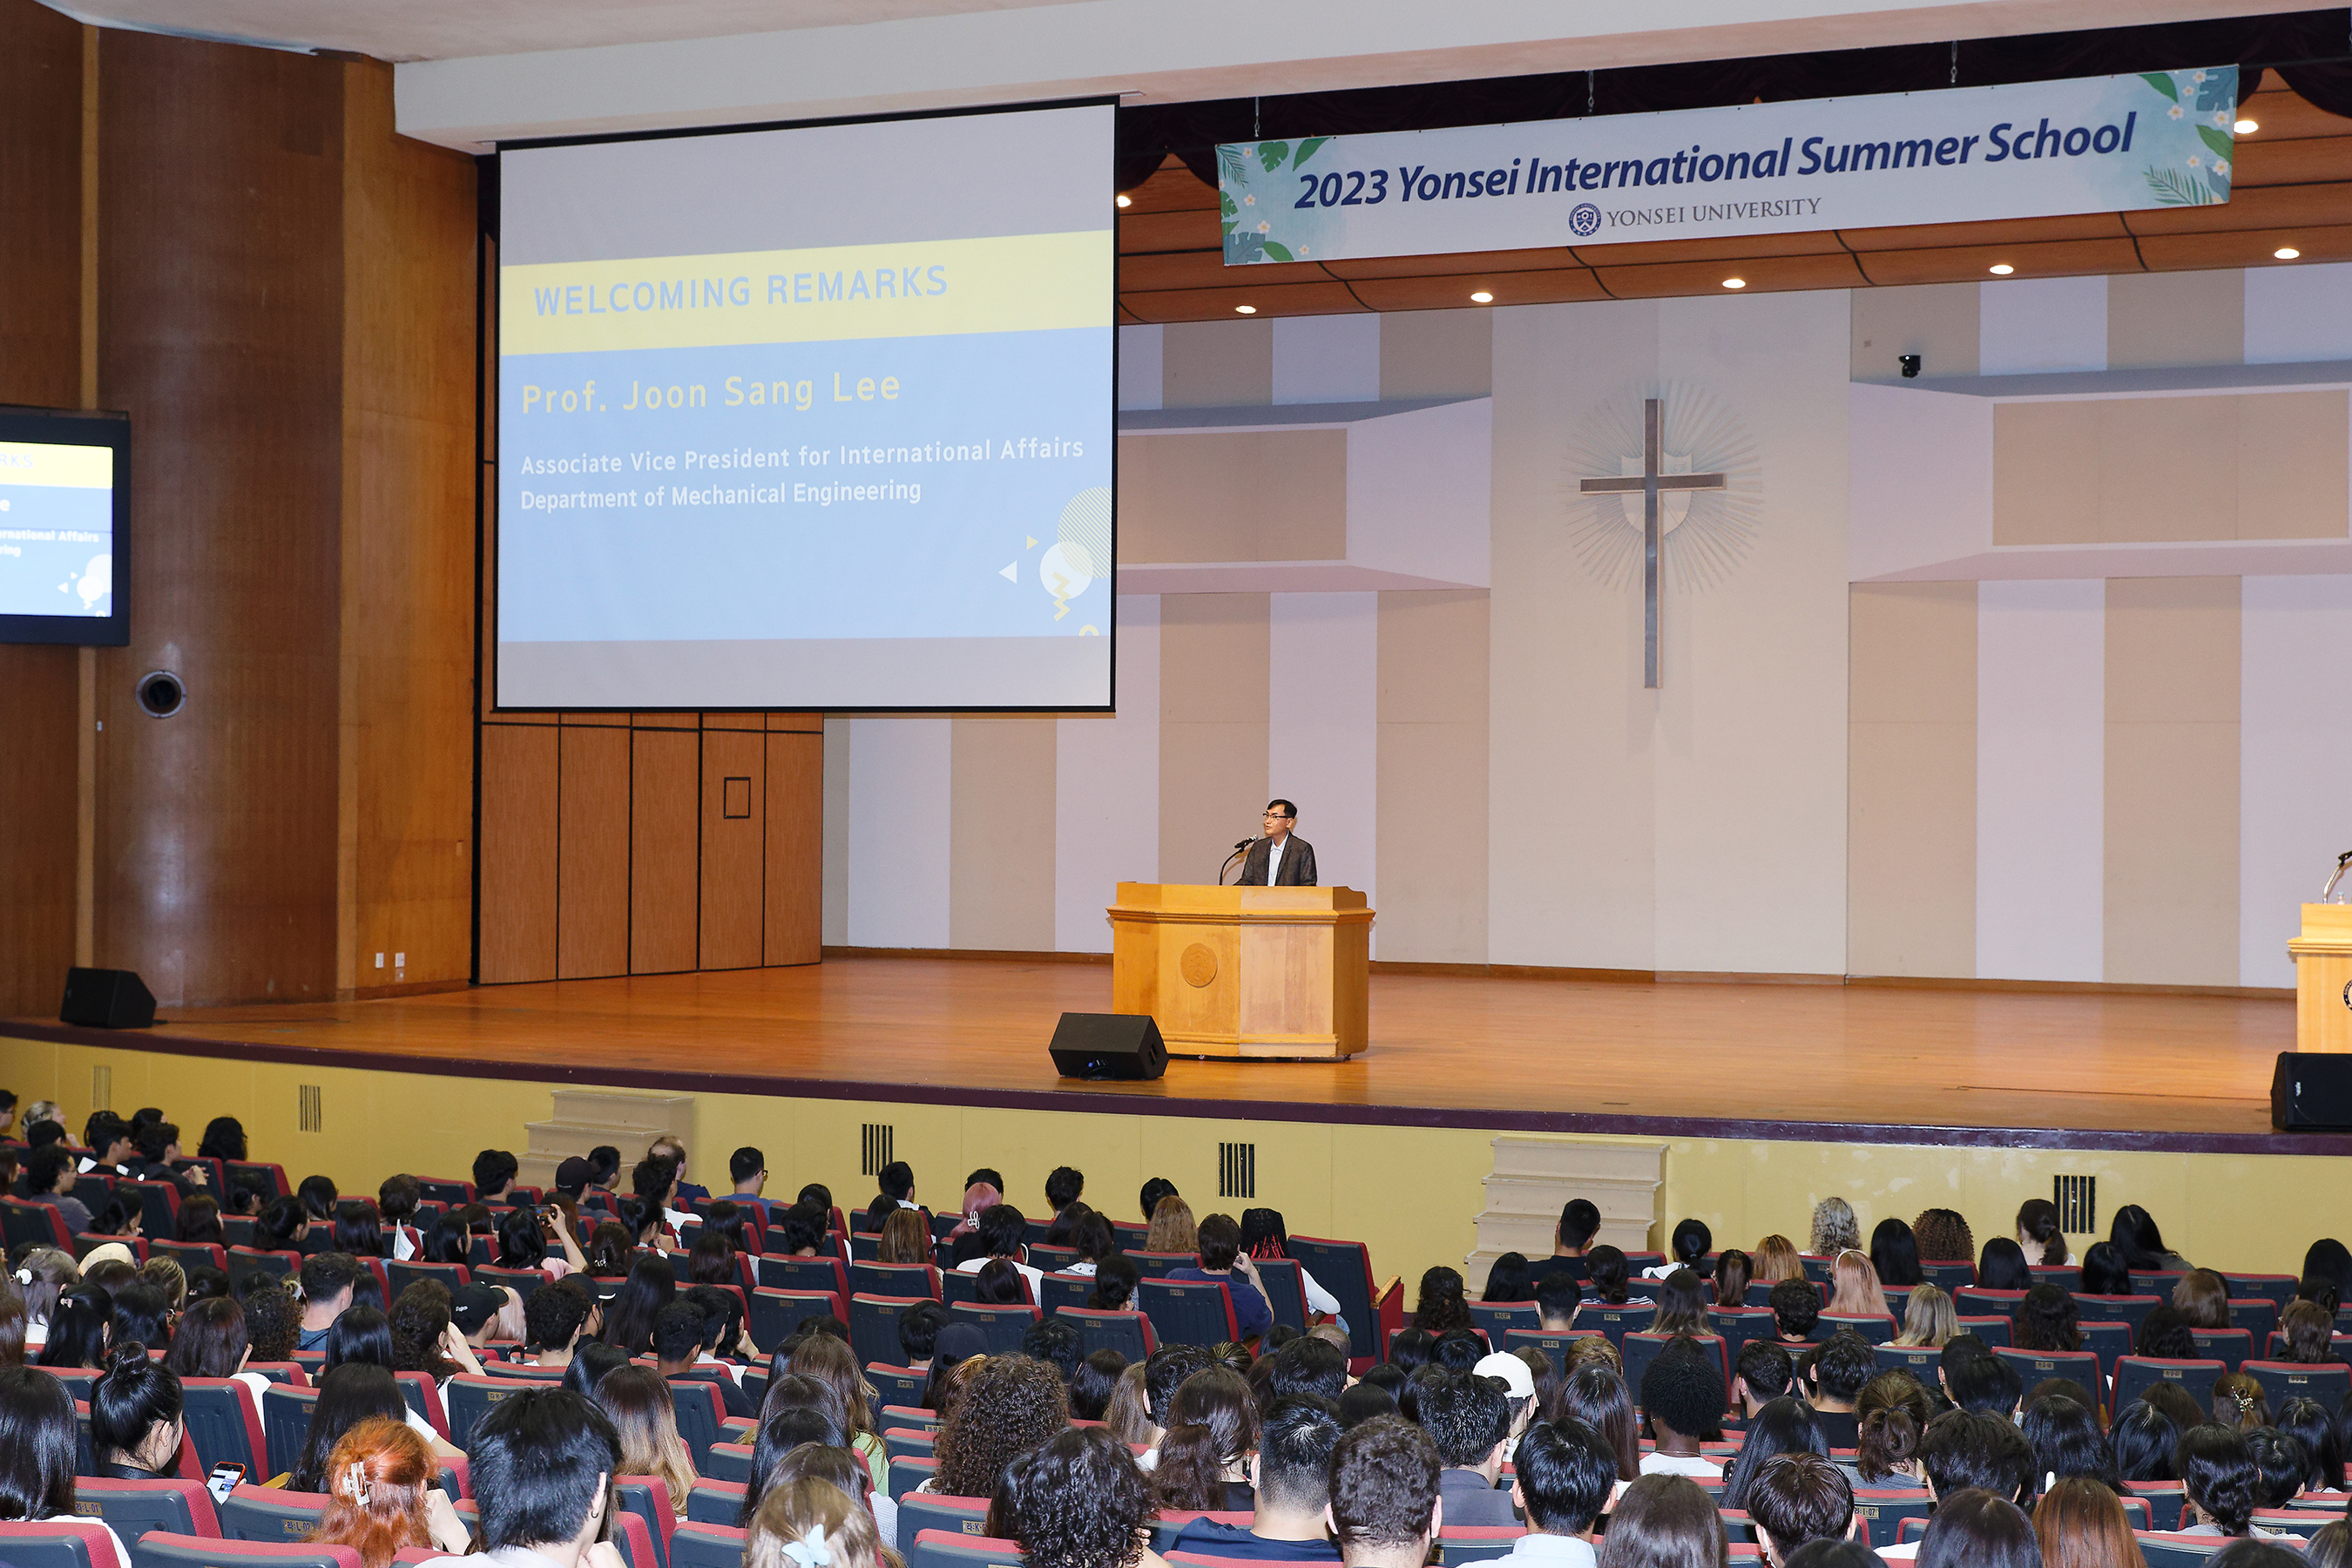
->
left=1219, top=66, right=2236, bottom=263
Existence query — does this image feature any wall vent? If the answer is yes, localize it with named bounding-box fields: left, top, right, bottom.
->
left=298, top=1085, right=323, bottom=1133
left=2055, top=1173, right=2096, bottom=1234
left=862, top=1124, right=895, bottom=1177
left=1219, top=1141, right=1257, bottom=1200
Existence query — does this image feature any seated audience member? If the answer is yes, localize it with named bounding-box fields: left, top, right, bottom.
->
left=975, top=1257, right=1027, bottom=1305
left=1411, top=1267, right=1477, bottom=1335
left=646, top=1137, right=706, bottom=1206
left=1552, top=1200, right=1601, bottom=1270
left=896, top=1300, right=949, bottom=1371
left=1891, top=1284, right=1956, bottom=1348
left=585, top=1146, right=622, bottom=1193
left=1769, top=1276, right=1821, bottom=1345
left=1825, top=1250, right=1887, bottom=1318
left=1044, top=1165, right=1085, bottom=1225
left=599, top=1253, right=676, bottom=1355
left=13, top=1247, right=77, bottom=1356
left=166, top=1294, right=270, bottom=1402
left=1534, top=1268, right=1581, bottom=1333
left=109, top=1281, right=173, bottom=1351
left=1734, top=1341, right=1794, bottom=1419
left=521, top=1280, right=595, bottom=1369
left=1910, top=1209, right=1974, bottom=1267
left=653, top=1300, right=754, bottom=1416
left=24, top=1146, right=91, bottom=1236
left=308, top=1416, right=472, bottom=1567
left=2106, top=1398, right=2180, bottom=1483
left=1070, top=1348, right=1129, bottom=1423
left=1722, top=1398, right=1830, bottom=1511
left=876, top=1207, right=930, bottom=1266
left=2109, top=1205, right=2190, bottom=1274
left=1240, top=1208, right=1346, bottom=1325
left=298, top=1253, right=361, bottom=1350
left=775, top=1334, right=883, bottom=1489
left=1139, top=1177, right=1179, bottom=1226
left=551, top=1158, right=593, bottom=1205
left=2277, top=1300, right=2340, bottom=1364
left=1484, top=1253, right=1531, bottom=1304
left=630, top=1158, right=688, bottom=1245
left=2141, top=1378, right=2207, bottom=1435
left=2075, top=1240, right=2132, bottom=1298
left=376, top=1175, right=423, bottom=1260
left=1752, top=1234, right=1803, bottom=1284
left=176, top=1193, right=226, bottom=1246
left=1812, top=1200, right=1862, bottom=1259
left=1804, top=1333, right=1872, bottom=1448
left=389, top=1281, right=484, bottom=1387
left=449, top=1281, right=518, bottom=1349
left=1155, top=1364, right=1260, bottom=1511
left=296, top=1364, right=447, bottom=1490
left=1747, top=1452, right=1854, bottom=1566
left=1712, top=1248, right=1753, bottom=1309
left=1416, top=1369, right=1517, bottom=1524
left=1975, top=1237, right=2032, bottom=1293
left=298, top=1175, right=341, bottom=1228
left=1389, top=1328, right=1433, bottom=1376
left=747, top=1477, right=889, bottom=1568
left=2276, top=1396, right=2344, bottom=1492
left=1595, top=1474, right=1727, bottom=1567
left=954, top=1203, right=1045, bottom=1299
left=2212, top=1371, right=2271, bottom=1430
left=1941, top=1343, right=2022, bottom=1417
left=932, top=1352, right=1071, bottom=1498
left=331, top=1200, right=384, bottom=1259
left=0, top=1363, right=134, bottom=1563
left=497, top=1204, right=586, bottom=1279
left=2245, top=1428, right=2310, bottom=1509
left=2013, top=1283, right=2082, bottom=1353
left=1505, top=1417, right=1616, bottom=1566
left=1170, top=1394, right=1343, bottom=1561
left=1909, top=1488, right=2038, bottom=1568
left=1328, top=1416, right=1442, bottom=1568
left=1578, top=1247, right=1631, bottom=1308
left=1650, top=1269, right=1709, bottom=1335
left=1021, top=1317, right=1085, bottom=1384
left=1270, top=1337, right=1350, bottom=1407
left=1638, top=1341, right=1727, bottom=1477
left=1916, top=1409, right=2035, bottom=1508
left=1475, top=1350, right=1540, bottom=1443
left=83, top=1114, right=138, bottom=1176
left=1147, top=1195, right=1199, bottom=1256
left=1337, top=1382, right=1396, bottom=1430
left=990, top=1427, right=1159, bottom=1568
left=463, top=1386, right=626, bottom=1568
left=592, top=1364, right=697, bottom=1518
left=1852, top=1370, right=1932, bottom=1486
left=1869, top=1220, right=1923, bottom=1289
left=1556, top=1363, right=1640, bottom=1484
left=767, top=1205, right=826, bottom=1260
left=2031, top=1475, right=2139, bottom=1568
left=1429, top=1329, right=1485, bottom=1375
left=90, top=1344, right=183, bottom=1478
left=921, top=1323, right=988, bottom=1416
left=2173, top=1268, right=2232, bottom=1331
left=2016, top=1200, right=2068, bottom=1268
left=2022, top=1394, right=2120, bottom=1493
left=2175, top=1423, right=2262, bottom=1537
left=865, top=1159, right=917, bottom=1233
left=36, top=1286, right=112, bottom=1369
left=723, top=1146, right=771, bottom=1217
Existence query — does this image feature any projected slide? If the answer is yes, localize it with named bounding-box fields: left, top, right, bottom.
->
left=497, top=104, right=1115, bottom=709
left=0, top=442, right=114, bottom=620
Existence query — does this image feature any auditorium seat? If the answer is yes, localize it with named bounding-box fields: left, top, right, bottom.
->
left=394, top=1372, right=449, bottom=1439
left=907, top=1531, right=1024, bottom=1568
left=260, top=1384, right=321, bottom=1477
left=1128, top=1251, right=1193, bottom=1281
left=669, top=1524, right=747, bottom=1568
left=34, top=1365, right=98, bottom=1402
left=1027, top=1243, right=1076, bottom=1272
left=889, top=1455, right=939, bottom=1504
left=757, top=1254, right=850, bottom=1299
left=179, top=1379, right=267, bottom=1476
left=948, top=1301, right=1039, bottom=1354
left=1798, top=1255, right=1836, bottom=1286
left=1995, top=1347, right=2101, bottom=1404
left=1917, top=1261, right=1975, bottom=1290
left=2072, top=1294, right=2164, bottom=1338
left=150, top=1240, right=228, bottom=1274
left=473, top=1264, right=546, bottom=1300
left=1622, top=1331, right=1728, bottom=1402
left=1872, top=1342, right=1941, bottom=1378
left=2112, top=1357, right=2225, bottom=1414
left=666, top=1379, right=727, bottom=1471
left=125, top=1180, right=180, bottom=1238
left=1817, top=1312, right=1895, bottom=1345
left=1955, top=1315, right=2012, bottom=1348
left=2130, top=1272, right=2188, bottom=1299
left=899, top=1494, right=991, bottom=1542
left=1953, top=1288, right=2024, bottom=1318
left=2188, top=1328, right=2251, bottom=1371
left=0, top=1520, right=125, bottom=1568
left=77, top=1233, right=148, bottom=1263
left=383, top=1259, right=467, bottom=1295
left=2243, top=1358, right=2351, bottom=1411
left=1571, top=1301, right=1656, bottom=1351
left=848, top=1294, right=932, bottom=1371
left=1849, top=1488, right=1934, bottom=1547
left=866, top=1363, right=926, bottom=1408
left=884, top=1427, right=938, bottom=1466
left=700, top=1442, right=756, bottom=1484
left=414, top=1179, right=474, bottom=1207
left=2251, top=1508, right=2328, bottom=1538
left=1506, top=1328, right=1605, bottom=1376
left=74, top=1477, right=220, bottom=1541
left=443, top=1375, right=526, bottom=1449
left=2134, top=1533, right=2234, bottom=1565
left=226, top=1163, right=291, bottom=1200
left=684, top=1479, right=746, bottom=1526
left=2076, top=1319, right=2132, bottom=1384
left=1288, top=1235, right=1400, bottom=1372
left=2226, top=1274, right=2298, bottom=1310
left=751, top=1287, right=842, bottom=1353
left=1254, top=1258, right=1308, bottom=1334
left=1139, top=1278, right=1240, bottom=1348
left=880, top=1403, right=940, bottom=1430
left=1704, top=1308, right=1776, bottom=1372
left=2226, top=1298, right=2279, bottom=1339
left=1431, top=1526, right=1521, bottom=1565
left=218, top=1485, right=330, bottom=1543
left=2123, top=1483, right=2186, bottom=1531
left=847, top=1261, right=938, bottom=1300
left=224, top=1249, right=298, bottom=1292
left=1467, top=1301, right=1540, bottom=1341
left=612, top=1478, right=677, bottom=1568
left=1037, top=1274, right=1092, bottom=1315
left=3, top=1199, right=76, bottom=1251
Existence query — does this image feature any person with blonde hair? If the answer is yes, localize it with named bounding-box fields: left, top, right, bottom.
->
left=304, top=1416, right=471, bottom=1568
left=1751, top=1235, right=1803, bottom=1284
left=1146, top=1197, right=1197, bottom=1256
left=1891, top=1284, right=1957, bottom=1348
left=1809, top=1199, right=1860, bottom=1259
left=747, top=1477, right=896, bottom=1568
left=591, top=1365, right=698, bottom=1518
left=1825, top=1251, right=1887, bottom=1318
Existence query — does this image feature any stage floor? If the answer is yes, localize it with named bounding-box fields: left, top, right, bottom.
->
left=4, top=959, right=2308, bottom=1152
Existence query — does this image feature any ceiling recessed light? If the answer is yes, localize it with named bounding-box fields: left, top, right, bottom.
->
left=1470, top=290, right=1494, bottom=303
left=2275, top=247, right=2301, bottom=260
left=1115, top=193, right=1132, bottom=207
left=1721, top=277, right=1747, bottom=289
left=1234, top=304, right=1257, bottom=314
left=2236, top=118, right=2259, bottom=134
left=1989, top=263, right=2015, bottom=275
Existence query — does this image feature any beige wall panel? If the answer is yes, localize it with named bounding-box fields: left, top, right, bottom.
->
left=632, top=728, right=700, bottom=975
left=1850, top=282, right=1980, bottom=382
left=2105, top=577, right=2240, bottom=987
left=476, top=725, right=558, bottom=984
left=2108, top=269, right=2244, bottom=368
left=1117, top=431, right=1347, bottom=564
left=821, top=715, right=849, bottom=948
left=948, top=717, right=1058, bottom=951
left=1159, top=595, right=1270, bottom=887
left=765, top=732, right=823, bottom=966
left=1375, top=591, right=1490, bottom=963
left=1161, top=318, right=1272, bottom=407
left=1380, top=309, right=1494, bottom=400
left=1848, top=583, right=1977, bottom=978
left=1995, top=392, right=2348, bottom=544
left=558, top=726, right=630, bottom=979
left=699, top=728, right=763, bottom=970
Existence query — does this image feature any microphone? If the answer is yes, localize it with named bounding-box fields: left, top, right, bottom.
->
left=1233, top=839, right=1254, bottom=851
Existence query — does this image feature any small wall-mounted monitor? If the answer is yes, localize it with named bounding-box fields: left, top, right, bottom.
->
left=0, top=405, right=129, bottom=646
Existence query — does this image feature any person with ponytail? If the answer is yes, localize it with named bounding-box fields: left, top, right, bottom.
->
left=90, top=1343, right=184, bottom=1479
left=0, top=1365, right=132, bottom=1564
left=1851, top=1370, right=1933, bottom=1486
left=2175, top=1423, right=2262, bottom=1538
left=35, top=1285, right=111, bottom=1369
left=2017, top=1199, right=2069, bottom=1267
left=746, top=1477, right=895, bottom=1568
left=1410, top=1267, right=1475, bottom=1335
left=1149, top=1365, right=1259, bottom=1512
left=1712, top=1249, right=1753, bottom=1310
left=1087, top=1253, right=1140, bottom=1313
left=14, top=1249, right=77, bottom=1356
left=304, top=1416, right=472, bottom=1568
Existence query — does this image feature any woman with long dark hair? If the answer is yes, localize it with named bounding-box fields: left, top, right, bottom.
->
left=2017, top=1199, right=2069, bottom=1267
left=334, top=1200, right=386, bottom=1258
left=1870, top=1219, right=1923, bottom=1288
left=1410, top=1267, right=1474, bottom=1335
left=1087, top=1254, right=1140, bottom=1312
left=2109, top=1206, right=2190, bottom=1274
left=992, top=1428, right=1159, bottom=1568
left=2107, top=1398, right=2180, bottom=1482
left=1712, top=1249, right=1752, bottom=1310
left=89, top=1344, right=183, bottom=1478
left=1151, top=1365, right=1259, bottom=1511
left=34, top=1286, right=111, bottom=1369
left=2022, top=1394, right=2122, bottom=1495
left=1977, top=1237, right=2032, bottom=1293
left=2175, top=1423, right=2261, bottom=1538
left=1559, top=1363, right=1642, bottom=1484
left=1721, top=1396, right=1828, bottom=1511
left=0, top=1364, right=131, bottom=1561
left=599, top=1252, right=676, bottom=1355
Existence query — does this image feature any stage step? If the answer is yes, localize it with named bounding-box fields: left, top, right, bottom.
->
left=519, top=1090, right=698, bottom=1192
left=1464, top=1136, right=1665, bottom=1290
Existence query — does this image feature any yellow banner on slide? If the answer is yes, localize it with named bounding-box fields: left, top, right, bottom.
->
left=502, top=230, right=1112, bottom=356
left=0, top=442, right=112, bottom=488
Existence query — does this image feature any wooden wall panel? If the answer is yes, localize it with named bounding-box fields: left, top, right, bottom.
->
left=765, top=732, right=823, bottom=965
left=630, top=728, right=699, bottom=974
left=700, top=730, right=763, bottom=970
left=0, top=0, right=85, bottom=1017
left=95, top=33, right=345, bottom=1005
left=558, top=726, right=628, bottom=979
left=476, top=726, right=556, bottom=983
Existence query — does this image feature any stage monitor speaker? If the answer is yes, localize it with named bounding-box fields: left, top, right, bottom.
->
left=1050, top=1012, right=1166, bottom=1081
left=59, top=968, right=155, bottom=1030
left=2272, top=1051, right=2352, bottom=1130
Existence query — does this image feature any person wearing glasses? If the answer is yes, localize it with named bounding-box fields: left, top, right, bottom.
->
left=1235, top=800, right=1318, bottom=887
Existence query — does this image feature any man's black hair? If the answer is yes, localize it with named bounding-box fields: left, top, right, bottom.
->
left=25, top=1145, right=74, bottom=1196
left=1139, top=1177, right=1179, bottom=1220
left=1020, top=1317, right=1085, bottom=1382
left=470, top=1387, right=622, bottom=1551
left=1266, top=799, right=1297, bottom=819
left=772, top=1206, right=827, bottom=1257
left=964, top=1169, right=1004, bottom=1193
left=1769, top=1277, right=1821, bottom=1338
left=877, top=1161, right=914, bottom=1201
left=1641, top=1341, right=1727, bottom=1436
left=1144, top=1344, right=1216, bottom=1423
left=1267, top=1336, right=1349, bottom=1403
left=652, top=1300, right=706, bottom=1362
left=1256, top=1395, right=1343, bottom=1510
left=976, top=1203, right=1026, bottom=1257
left=1416, top=1369, right=1511, bottom=1470
left=1044, top=1166, right=1084, bottom=1212
left=1558, top=1200, right=1601, bottom=1250
left=1430, top=1329, right=1486, bottom=1375
left=795, top=1183, right=832, bottom=1211
left=1937, top=1334, right=1989, bottom=1381
left=1917, top=1409, right=2035, bottom=1504
left=898, top=1301, right=950, bottom=1363
left=26, top=1121, right=66, bottom=1148
left=473, top=1150, right=519, bottom=1195
left=85, top=1112, right=128, bottom=1156
left=1533, top=1270, right=1582, bottom=1322
left=585, top=1146, right=621, bottom=1185
left=1812, top=1333, right=1875, bottom=1402
left=1943, top=1349, right=2023, bottom=1416
left=729, top=1147, right=763, bottom=1184
left=1737, top=1340, right=1794, bottom=1402
left=300, top=1253, right=360, bottom=1306
left=1513, top=1417, right=1617, bottom=1536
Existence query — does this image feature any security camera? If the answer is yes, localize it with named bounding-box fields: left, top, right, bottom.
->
left=1898, top=354, right=1922, bottom=379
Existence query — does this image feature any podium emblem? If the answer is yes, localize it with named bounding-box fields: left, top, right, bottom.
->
left=1180, top=943, right=1219, bottom=988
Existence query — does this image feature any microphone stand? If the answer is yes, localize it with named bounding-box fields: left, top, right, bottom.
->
left=1218, top=839, right=1254, bottom=887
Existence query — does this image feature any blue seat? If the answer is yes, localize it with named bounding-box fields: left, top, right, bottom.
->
left=1037, top=1274, right=1092, bottom=1316
left=260, top=1384, right=321, bottom=1479
left=700, top=1443, right=756, bottom=1484
left=1955, top=1315, right=2012, bottom=1348
left=848, top=1294, right=932, bottom=1372
left=385, top=1260, right=469, bottom=1296
left=72, top=1478, right=220, bottom=1542
left=612, top=1479, right=677, bottom=1568
left=1254, top=1259, right=1308, bottom=1334
left=1503, top=1328, right=1603, bottom=1376
left=1817, top=1313, right=1895, bottom=1346
left=0, top=1521, right=130, bottom=1568
left=179, top=1380, right=266, bottom=1476
left=1467, top=1301, right=1539, bottom=1342
left=1993, top=1347, right=2099, bottom=1402
left=2124, top=1482, right=2186, bottom=1532
left=939, top=1271, right=988, bottom=1308
left=1129, top=1252, right=1190, bottom=1281
left=889, top=1455, right=939, bottom=1504
left=899, top=1494, right=993, bottom=1541
left=1622, top=1332, right=1727, bottom=1410
left=908, top=1531, right=1026, bottom=1568
left=217, top=1484, right=330, bottom=1543
left=2112, top=1357, right=2224, bottom=1415
left=758, top=1254, right=850, bottom=1298
left=2227, top=1299, right=2279, bottom=1340
left=1571, top=1301, right=1656, bottom=1352
left=443, top=1375, right=531, bottom=1448
left=1137, top=1278, right=1239, bottom=1348
left=750, top=1288, right=841, bottom=1353
left=2072, top=1294, right=2163, bottom=1338
left=1871, top=1342, right=1942, bottom=1379
left=1055, top=1307, right=1156, bottom=1362
left=685, top=1481, right=747, bottom=1526
left=1848, top=1490, right=1933, bottom=1548
left=666, top=1378, right=727, bottom=1471
left=1917, top=1261, right=1975, bottom=1290
left=2135, top=1535, right=2234, bottom=1565
left=867, top=1363, right=927, bottom=1407
left=847, top=1262, right=938, bottom=1300
left=884, top=1427, right=937, bottom=1466
left=1432, top=1528, right=1522, bottom=1565
left=948, top=1302, right=1039, bottom=1355
left=2226, top=1274, right=2298, bottom=1311
left=1288, top=1236, right=1389, bottom=1368
left=670, top=1524, right=747, bottom=1568
left=2243, top=1358, right=2351, bottom=1413
left=2188, top=1328, right=2251, bottom=1372
left=2079, top=1319, right=2133, bottom=1385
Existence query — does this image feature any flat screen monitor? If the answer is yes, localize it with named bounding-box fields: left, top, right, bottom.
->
left=0, top=406, right=129, bottom=647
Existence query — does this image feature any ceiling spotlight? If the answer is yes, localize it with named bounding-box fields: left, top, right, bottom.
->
left=1234, top=304, right=1257, bottom=314
left=1470, top=290, right=1494, bottom=303
left=1115, top=193, right=1132, bottom=207
left=2275, top=247, right=2301, bottom=260
left=2235, top=118, right=2259, bottom=134
left=1989, top=263, right=2015, bottom=275
left=1721, top=276, right=1747, bottom=289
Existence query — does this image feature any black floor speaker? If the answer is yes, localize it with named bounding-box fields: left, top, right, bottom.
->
left=59, top=968, right=156, bottom=1030
left=2273, top=1052, right=2352, bottom=1130
left=1049, top=1012, right=1166, bottom=1080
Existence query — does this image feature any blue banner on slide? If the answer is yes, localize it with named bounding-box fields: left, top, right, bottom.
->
left=0, top=483, right=112, bottom=618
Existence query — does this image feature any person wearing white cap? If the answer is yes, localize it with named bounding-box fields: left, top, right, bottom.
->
left=1474, top=1351, right=1540, bottom=1443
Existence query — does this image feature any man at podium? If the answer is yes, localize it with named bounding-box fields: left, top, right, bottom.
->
left=1235, top=800, right=1317, bottom=886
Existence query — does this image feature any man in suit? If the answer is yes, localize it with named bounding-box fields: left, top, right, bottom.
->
left=1237, top=799, right=1317, bottom=886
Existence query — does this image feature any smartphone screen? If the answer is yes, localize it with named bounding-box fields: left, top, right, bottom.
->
left=206, top=1462, right=245, bottom=1504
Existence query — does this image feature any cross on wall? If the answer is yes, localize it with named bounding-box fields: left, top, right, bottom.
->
left=1578, top=396, right=1728, bottom=689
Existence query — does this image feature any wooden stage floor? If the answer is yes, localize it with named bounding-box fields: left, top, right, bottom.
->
left=9, top=958, right=2311, bottom=1153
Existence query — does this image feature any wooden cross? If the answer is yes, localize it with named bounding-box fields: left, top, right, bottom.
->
left=1578, top=397, right=1728, bottom=689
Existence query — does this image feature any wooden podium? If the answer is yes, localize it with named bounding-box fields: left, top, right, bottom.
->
left=2289, top=903, right=2352, bottom=1052
left=1107, top=883, right=1372, bottom=1059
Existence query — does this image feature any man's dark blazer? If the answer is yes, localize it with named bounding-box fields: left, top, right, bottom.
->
left=1235, top=835, right=1316, bottom=886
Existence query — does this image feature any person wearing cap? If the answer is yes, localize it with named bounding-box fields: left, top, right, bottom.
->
left=553, top=1157, right=594, bottom=1203
left=1475, top=1351, right=1540, bottom=1443
left=450, top=1282, right=517, bottom=1352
